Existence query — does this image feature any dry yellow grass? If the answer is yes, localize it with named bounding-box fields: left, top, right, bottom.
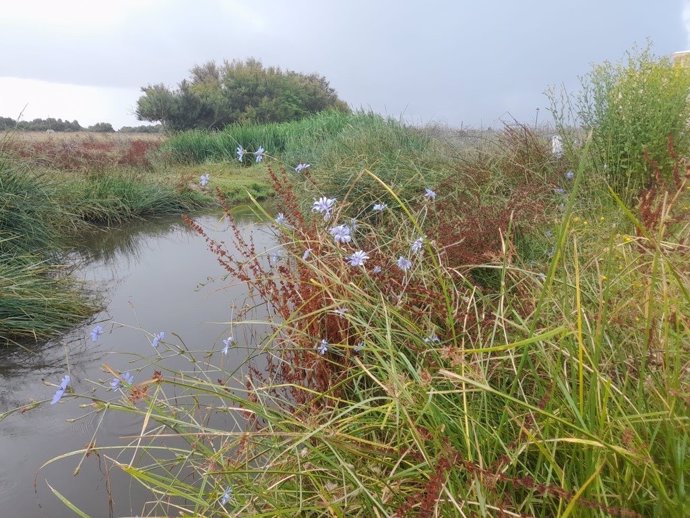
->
left=0, top=131, right=165, bottom=170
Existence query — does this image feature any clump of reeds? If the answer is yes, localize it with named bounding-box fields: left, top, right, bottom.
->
left=0, top=160, right=95, bottom=344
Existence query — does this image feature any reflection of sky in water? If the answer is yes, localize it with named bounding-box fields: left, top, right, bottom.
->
left=0, top=212, right=277, bottom=518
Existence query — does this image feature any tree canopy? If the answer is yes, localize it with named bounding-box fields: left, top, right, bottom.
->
left=136, top=58, right=349, bottom=131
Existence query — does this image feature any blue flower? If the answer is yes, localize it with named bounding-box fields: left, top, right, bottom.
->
left=200, top=173, right=210, bottom=187
left=236, top=146, right=244, bottom=162
left=354, top=341, right=365, bottom=353
left=90, top=325, right=104, bottom=342
left=222, top=336, right=235, bottom=355
left=411, top=237, right=424, bottom=254
left=565, top=170, right=575, bottom=180
left=275, top=213, right=287, bottom=225
left=50, top=374, right=70, bottom=405
left=316, top=339, right=329, bottom=355
left=424, top=188, right=437, bottom=201
left=295, top=162, right=310, bottom=173
left=255, top=146, right=265, bottom=163
left=302, top=248, right=312, bottom=260
left=424, top=333, right=441, bottom=345
left=312, top=197, right=336, bottom=219
left=111, top=371, right=134, bottom=390
left=151, top=331, right=165, bottom=348
left=372, top=202, right=387, bottom=212
left=329, top=224, right=352, bottom=244
left=397, top=256, right=412, bottom=272
left=220, top=486, right=232, bottom=506
left=372, top=265, right=382, bottom=274
left=347, top=250, right=369, bottom=267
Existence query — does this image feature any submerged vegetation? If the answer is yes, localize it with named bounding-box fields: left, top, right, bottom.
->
left=2, top=47, right=688, bottom=516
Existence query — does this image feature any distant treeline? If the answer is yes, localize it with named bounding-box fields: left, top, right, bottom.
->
left=0, top=116, right=162, bottom=133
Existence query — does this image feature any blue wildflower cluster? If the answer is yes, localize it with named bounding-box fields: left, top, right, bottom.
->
left=50, top=375, right=70, bottom=405
left=295, top=162, right=310, bottom=173
left=283, top=186, right=439, bottom=357
left=236, top=145, right=266, bottom=163
left=220, top=486, right=232, bottom=506
left=151, top=331, right=165, bottom=348
left=222, top=336, right=235, bottom=355
left=316, top=339, right=329, bottom=355
left=90, top=324, right=104, bottom=342
left=111, top=371, right=134, bottom=390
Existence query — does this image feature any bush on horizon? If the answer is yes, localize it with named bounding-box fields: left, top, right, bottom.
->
left=552, top=44, right=690, bottom=200
left=136, top=58, right=349, bottom=131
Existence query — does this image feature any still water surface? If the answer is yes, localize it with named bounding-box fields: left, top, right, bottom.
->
left=0, top=212, right=276, bottom=517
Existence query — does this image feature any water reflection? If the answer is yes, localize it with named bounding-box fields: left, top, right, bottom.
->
left=0, top=210, right=276, bottom=517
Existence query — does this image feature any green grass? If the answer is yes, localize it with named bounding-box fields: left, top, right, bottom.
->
left=0, top=160, right=97, bottom=344
left=162, top=110, right=454, bottom=212
left=59, top=171, right=208, bottom=225
left=166, top=161, right=274, bottom=203
left=41, top=150, right=690, bottom=516
left=0, top=159, right=62, bottom=256
left=13, top=48, right=690, bottom=516
left=0, top=158, right=211, bottom=344
left=160, top=109, right=353, bottom=164
left=0, top=255, right=95, bottom=344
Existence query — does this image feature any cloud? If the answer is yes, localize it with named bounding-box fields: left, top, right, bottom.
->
left=0, top=1, right=686, bottom=127
left=0, top=77, right=141, bottom=128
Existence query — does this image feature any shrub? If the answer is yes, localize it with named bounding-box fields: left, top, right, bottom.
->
left=137, top=58, right=349, bottom=130
left=556, top=45, right=690, bottom=200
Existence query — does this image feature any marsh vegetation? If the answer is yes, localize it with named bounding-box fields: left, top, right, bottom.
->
left=1, top=47, right=689, bottom=517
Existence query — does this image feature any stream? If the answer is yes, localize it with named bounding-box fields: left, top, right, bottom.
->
left=0, top=211, right=277, bottom=517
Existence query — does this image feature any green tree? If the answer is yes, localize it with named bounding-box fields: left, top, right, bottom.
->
left=88, top=122, right=115, bottom=132
left=136, top=58, right=349, bottom=130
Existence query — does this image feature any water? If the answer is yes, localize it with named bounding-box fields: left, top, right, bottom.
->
left=0, top=212, right=277, bottom=517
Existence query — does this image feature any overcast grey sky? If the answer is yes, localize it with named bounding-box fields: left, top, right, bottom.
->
left=1, top=0, right=687, bottom=129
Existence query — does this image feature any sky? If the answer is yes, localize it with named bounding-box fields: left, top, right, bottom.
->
left=1, top=0, right=688, bottom=130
